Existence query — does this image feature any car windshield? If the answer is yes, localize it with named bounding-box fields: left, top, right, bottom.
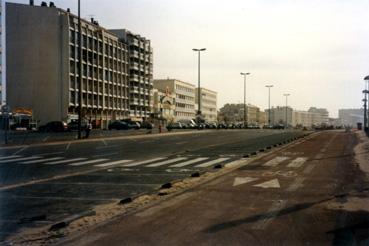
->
left=1, top=0, right=369, bottom=245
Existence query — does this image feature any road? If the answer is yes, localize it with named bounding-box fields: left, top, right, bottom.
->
left=0, top=129, right=306, bottom=243
left=62, top=130, right=369, bottom=245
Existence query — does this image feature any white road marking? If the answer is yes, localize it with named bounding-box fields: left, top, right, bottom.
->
left=122, top=157, right=167, bottom=167
left=42, top=136, right=49, bottom=142
left=195, top=158, right=230, bottom=168
left=69, top=159, right=109, bottom=166
left=65, top=142, right=71, bottom=151
left=102, top=139, right=108, bottom=146
left=286, top=177, right=306, bottom=192
left=252, top=200, right=287, bottom=230
left=263, top=157, right=289, bottom=167
left=21, top=157, right=64, bottom=164
left=94, top=159, right=132, bottom=167
left=253, top=179, right=280, bottom=189
left=146, top=157, right=188, bottom=167
left=287, top=157, right=308, bottom=168
left=0, top=156, right=42, bottom=163
left=45, top=158, right=87, bottom=165
left=0, top=155, right=21, bottom=160
left=233, top=177, right=258, bottom=187
left=12, top=146, right=28, bottom=156
left=170, top=157, right=209, bottom=167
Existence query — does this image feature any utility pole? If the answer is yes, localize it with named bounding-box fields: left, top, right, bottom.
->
left=364, top=76, right=369, bottom=131
left=240, top=72, right=251, bottom=128
left=266, top=85, right=273, bottom=126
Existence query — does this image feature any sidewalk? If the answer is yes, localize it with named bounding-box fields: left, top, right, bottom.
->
left=59, top=130, right=369, bottom=245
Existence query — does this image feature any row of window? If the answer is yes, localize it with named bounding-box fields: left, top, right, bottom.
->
left=175, top=112, right=195, bottom=117
left=175, top=103, right=194, bottom=109
left=69, top=91, right=129, bottom=109
left=176, top=94, right=194, bottom=101
left=175, top=84, right=194, bottom=93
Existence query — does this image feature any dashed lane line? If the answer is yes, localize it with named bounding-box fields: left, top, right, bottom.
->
left=0, top=156, right=41, bottom=163
left=252, top=200, right=288, bottom=230
left=263, top=157, right=289, bottom=167
left=94, top=159, right=132, bottom=167
left=286, top=157, right=308, bottom=168
left=0, top=155, right=21, bottom=160
left=12, top=146, right=28, bottom=156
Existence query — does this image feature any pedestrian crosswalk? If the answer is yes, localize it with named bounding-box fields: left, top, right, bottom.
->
left=0, top=153, right=310, bottom=171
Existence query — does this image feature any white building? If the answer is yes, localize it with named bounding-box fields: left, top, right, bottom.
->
left=266, top=106, right=293, bottom=126
left=195, top=87, right=217, bottom=123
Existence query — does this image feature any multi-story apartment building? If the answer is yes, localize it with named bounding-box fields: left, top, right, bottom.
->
left=195, top=87, right=217, bottom=123
left=110, top=29, right=153, bottom=121
left=292, top=110, right=315, bottom=127
left=308, top=107, right=329, bottom=125
left=6, top=2, right=152, bottom=128
left=154, top=79, right=196, bottom=122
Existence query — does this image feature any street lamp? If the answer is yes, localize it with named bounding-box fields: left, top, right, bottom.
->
left=265, top=85, right=273, bottom=126
left=77, top=0, right=83, bottom=139
left=363, top=76, right=369, bottom=131
left=240, top=72, right=251, bottom=128
left=193, top=48, right=206, bottom=128
left=283, top=93, right=290, bottom=129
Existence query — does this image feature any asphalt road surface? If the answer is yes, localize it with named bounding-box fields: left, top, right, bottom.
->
left=0, top=129, right=306, bottom=242
left=65, top=130, right=369, bottom=245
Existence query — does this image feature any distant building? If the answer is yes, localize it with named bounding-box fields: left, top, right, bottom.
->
left=219, top=103, right=262, bottom=125
left=308, top=107, right=329, bottom=125
left=195, top=87, right=217, bottom=123
left=292, top=110, right=316, bottom=127
left=339, top=108, right=364, bottom=127
left=266, top=106, right=293, bottom=126
left=154, top=79, right=196, bottom=122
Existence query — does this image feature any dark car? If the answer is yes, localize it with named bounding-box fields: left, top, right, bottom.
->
left=141, top=121, right=154, bottom=129
left=108, top=121, right=129, bottom=130
left=167, top=122, right=183, bottom=130
left=38, top=121, right=68, bottom=132
left=67, top=121, right=87, bottom=131
left=121, top=119, right=140, bottom=129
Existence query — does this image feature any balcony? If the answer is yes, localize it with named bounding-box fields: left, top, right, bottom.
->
left=131, top=86, right=139, bottom=94
left=129, top=62, right=139, bottom=70
left=130, top=74, right=139, bottom=82
left=130, top=50, right=139, bottom=59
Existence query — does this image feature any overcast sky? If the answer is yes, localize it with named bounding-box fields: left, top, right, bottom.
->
left=9, top=0, right=369, bottom=117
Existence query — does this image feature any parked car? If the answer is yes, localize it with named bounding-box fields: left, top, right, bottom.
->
left=121, top=119, right=140, bottom=129
left=141, top=121, right=154, bottom=129
left=67, top=120, right=87, bottom=131
left=38, top=121, right=68, bottom=132
left=108, top=121, right=130, bottom=130
left=167, top=122, right=183, bottom=130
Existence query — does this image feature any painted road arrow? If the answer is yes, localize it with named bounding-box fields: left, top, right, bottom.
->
left=253, top=179, right=280, bottom=188
left=233, top=177, right=258, bottom=186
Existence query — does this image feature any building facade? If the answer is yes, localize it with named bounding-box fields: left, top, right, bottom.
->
left=151, top=88, right=175, bottom=123
left=339, top=108, right=364, bottom=127
left=6, top=2, right=152, bottom=128
left=195, top=87, right=217, bottom=123
left=266, top=106, right=293, bottom=126
left=154, top=79, right=196, bottom=122
left=308, top=107, right=329, bottom=125
left=110, top=29, right=153, bottom=121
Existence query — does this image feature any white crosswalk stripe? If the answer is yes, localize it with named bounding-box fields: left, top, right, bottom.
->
left=0, top=155, right=21, bottom=160
left=44, top=158, right=88, bottom=165
left=94, top=159, right=132, bottom=167
left=0, top=156, right=41, bottom=163
left=287, top=157, right=308, bottom=168
left=263, top=157, right=289, bottom=167
left=195, top=158, right=230, bottom=168
left=69, top=159, right=109, bottom=166
left=146, top=157, right=187, bottom=167
left=122, top=157, right=166, bottom=167
left=21, top=157, right=64, bottom=164
left=170, top=157, right=209, bottom=168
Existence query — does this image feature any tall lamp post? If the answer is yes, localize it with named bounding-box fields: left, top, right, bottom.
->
left=240, top=72, right=251, bottom=128
left=265, top=85, right=273, bottom=126
left=193, top=48, right=206, bottom=128
left=283, top=93, right=290, bottom=129
left=77, top=0, right=83, bottom=139
left=364, top=76, right=369, bottom=131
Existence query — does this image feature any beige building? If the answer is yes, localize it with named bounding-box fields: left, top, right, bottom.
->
left=150, top=88, right=175, bottom=123
left=266, top=106, right=293, bottom=126
left=6, top=2, right=153, bottom=128
left=292, top=110, right=314, bottom=127
left=154, top=79, right=196, bottom=121
left=195, top=87, right=217, bottom=123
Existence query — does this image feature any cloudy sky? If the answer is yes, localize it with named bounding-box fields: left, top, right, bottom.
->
left=9, top=0, right=369, bottom=117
